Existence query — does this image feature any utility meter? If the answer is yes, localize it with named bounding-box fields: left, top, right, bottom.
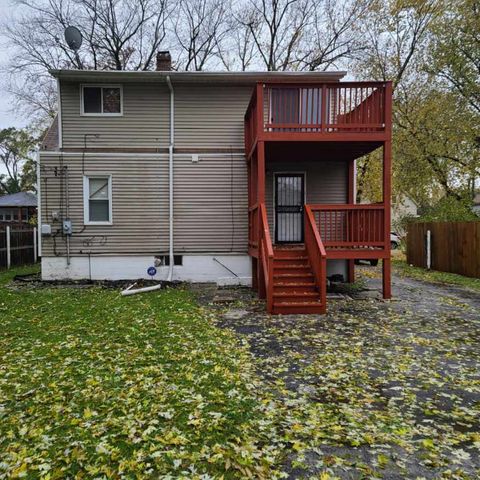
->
left=62, top=219, right=73, bottom=236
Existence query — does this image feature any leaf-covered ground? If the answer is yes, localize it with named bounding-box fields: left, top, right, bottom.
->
left=0, top=267, right=281, bottom=479
left=219, top=265, right=480, bottom=479
left=1, top=264, right=480, bottom=479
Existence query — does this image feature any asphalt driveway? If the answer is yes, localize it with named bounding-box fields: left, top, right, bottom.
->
left=218, top=266, right=480, bottom=479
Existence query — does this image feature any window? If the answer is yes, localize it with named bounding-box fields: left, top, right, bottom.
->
left=268, top=87, right=324, bottom=129
left=83, top=176, right=112, bottom=224
left=81, top=85, right=122, bottom=115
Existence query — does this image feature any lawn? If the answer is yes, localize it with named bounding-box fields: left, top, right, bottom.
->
left=0, top=267, right=281, bottom=479
left=2, top=265, right=480, bottom=479
left=393, top=258, right=480, bottom=292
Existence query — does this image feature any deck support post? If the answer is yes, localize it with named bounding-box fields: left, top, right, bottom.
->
left=257, top=140, right=266, bottom=297
left=251, top=258, right=258, bottom=291
left=382, top=258, right=391, bottom=299
left=382, top=135, right=392, bottom=299
left=347, top=158, right=355, bottom=283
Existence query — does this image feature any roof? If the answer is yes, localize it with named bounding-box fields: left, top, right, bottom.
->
left=0, top=192, right=37, bottom=208
left=48, top=69, right=347, bottom=84
left=41, top=115, right=59, bottom=151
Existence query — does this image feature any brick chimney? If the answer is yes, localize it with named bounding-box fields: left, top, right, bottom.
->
left=156, top=51, right=172, bottom=71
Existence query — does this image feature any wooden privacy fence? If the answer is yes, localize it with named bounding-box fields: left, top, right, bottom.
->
left=407, top=221, right=480, bottom=279
left=0, top=225, right=38, bottom=269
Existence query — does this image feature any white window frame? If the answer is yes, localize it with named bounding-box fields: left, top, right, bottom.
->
left=80, top=84, right=123, bottom=116
left=83, top=175, right=113, bottom=225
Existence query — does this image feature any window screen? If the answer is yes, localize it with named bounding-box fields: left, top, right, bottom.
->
left=103, top=88, right=121, bottom=113
left=88, top=177, right=110, bottom=222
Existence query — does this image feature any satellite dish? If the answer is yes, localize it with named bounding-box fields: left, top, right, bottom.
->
left=64, top=26, right=83, bottom=51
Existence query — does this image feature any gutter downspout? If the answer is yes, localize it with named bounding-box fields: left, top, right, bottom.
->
left=166, top=75, right=174, bottom=281
left=36, top=151, right=42, bottom=259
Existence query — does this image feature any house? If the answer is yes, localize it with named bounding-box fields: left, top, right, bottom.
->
left=392, top=194, right=418, bottom=234
left=0, top=191, right=37, bottom=224
left=38, top=52, right=392, bottom=314
left=473, top=192, right=480, bottom=216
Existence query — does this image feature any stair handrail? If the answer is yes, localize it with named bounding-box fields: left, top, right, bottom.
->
left=304, top=204, right=327, bottom=312
left=259, top=203, right=274, bottom=312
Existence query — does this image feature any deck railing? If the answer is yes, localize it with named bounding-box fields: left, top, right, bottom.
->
left=310, top=204, right=385, bottom=248
left=259, top=203, right=274, bottom=312
left=304, top=205, right=327, bottom=312
left=245, top=82, right=390, bottom=152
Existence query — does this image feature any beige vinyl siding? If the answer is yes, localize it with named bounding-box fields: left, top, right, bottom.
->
left=40, top=153, right=168, bottom=256
left=174, top=85, right=253, bottom=148
left=174, top=154, right=248, bottom=253
left=39, top=152, right=248, bottom=256
left=60, top=82, right=170, bottom=149
left=265, top=160, right=348, bottom=238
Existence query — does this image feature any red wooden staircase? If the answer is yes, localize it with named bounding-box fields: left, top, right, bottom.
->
left=254, top=203, right=327, bottom=314
left=272, top=246, right=325, bottom=314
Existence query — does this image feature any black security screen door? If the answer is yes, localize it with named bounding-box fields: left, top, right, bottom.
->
left=275, top=174, right=305, bottom=243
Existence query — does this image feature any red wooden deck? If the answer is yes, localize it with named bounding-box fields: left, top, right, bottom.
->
left=245, top=80, right=393, bottom=314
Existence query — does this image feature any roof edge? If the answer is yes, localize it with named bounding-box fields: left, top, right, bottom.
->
left=48, top=69, right=347, bottom=83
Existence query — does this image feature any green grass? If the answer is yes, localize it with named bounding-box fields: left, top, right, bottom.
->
left=0, top=266, right=281, bottom=479
left=393, top=258, right=480, bottom=292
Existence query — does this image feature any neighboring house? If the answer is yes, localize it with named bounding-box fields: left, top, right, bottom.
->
left=392, top=195, right=418, bottom=234
left=38, top=52, right=392, bottom=314
left=0, top=192, right=37, bottom=224
left=473, top=192, right=480, bottom=216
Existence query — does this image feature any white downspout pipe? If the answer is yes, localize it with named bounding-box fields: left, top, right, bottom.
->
left=36, top=150, right=42, bottom=259
left=166, top=75, right=174, bottom=281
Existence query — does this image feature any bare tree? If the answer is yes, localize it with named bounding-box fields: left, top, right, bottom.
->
left=3, top=0, right=171, bottom=122
left=353, top=0, right=440, bottom=90
left=231, top=0, right=370, bottom=72
left=236, top=0, right=314, bottom=71
left=171, top=0, right=230, bottom=71
left=298, top=0, right=372, bottom=71
left=218, top=17, right=257, bottom=71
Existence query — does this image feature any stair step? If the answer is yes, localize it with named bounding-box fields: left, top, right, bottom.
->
left=274, top=281, right=316, bottom=287
left=273, top=249, right=306, bottom=258
left=272, top=300, right=326, bottom=315
left=273, top=292, right=320, bottom=302
left=274, top=264, right=310, bottom=270
left=275, top=273, right=314, bottom=280
left=273, top=256, right=308, bottom=262
left=274, top=286, right=317, bottom=295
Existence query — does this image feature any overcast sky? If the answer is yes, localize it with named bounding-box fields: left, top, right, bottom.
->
left=0, top=0, right=25, bottom=130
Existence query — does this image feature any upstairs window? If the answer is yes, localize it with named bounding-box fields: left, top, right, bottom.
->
left=83, top=175, right=112, bottom=225
left=81, top=85, right=122, bottom=115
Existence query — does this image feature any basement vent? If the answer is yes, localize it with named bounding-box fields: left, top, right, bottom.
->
left=160, top=255, right=183, bottom=266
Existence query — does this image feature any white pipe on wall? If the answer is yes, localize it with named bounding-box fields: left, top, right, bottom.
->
left=166, top=75, right=175, bottom=282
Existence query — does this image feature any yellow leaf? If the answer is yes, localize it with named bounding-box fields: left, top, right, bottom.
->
left=12, top=463, right=28, bottom=478
left=83, top=407, right=93, bottom=419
